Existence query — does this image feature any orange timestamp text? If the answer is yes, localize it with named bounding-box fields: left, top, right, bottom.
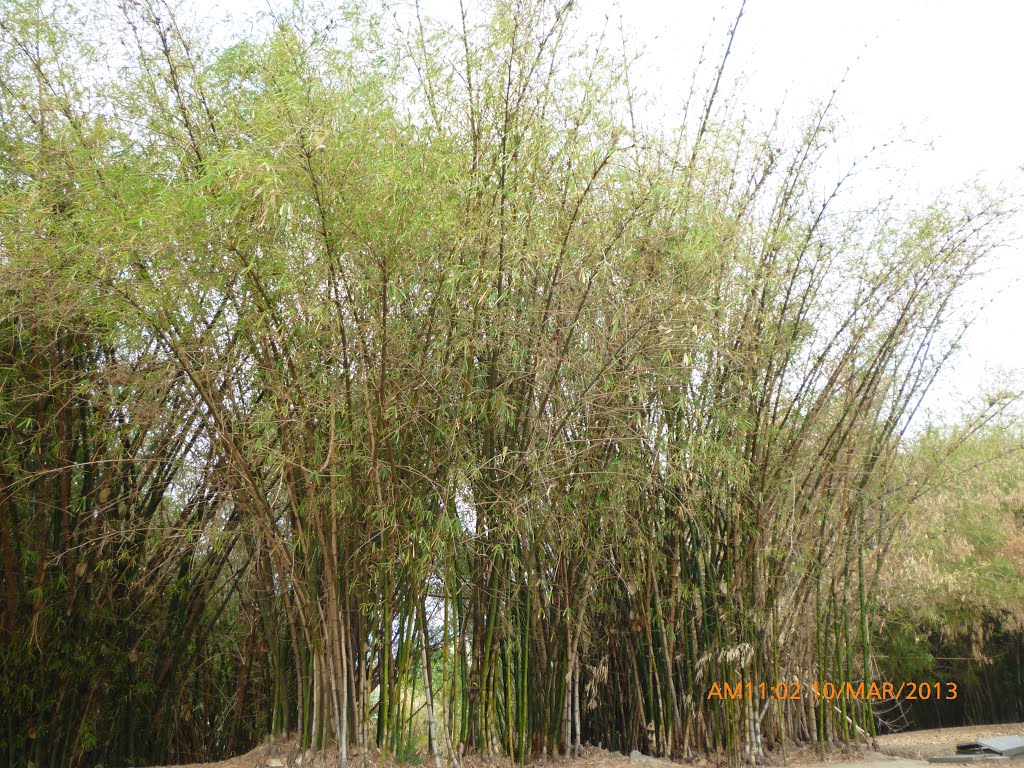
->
left=706, top=681, right=958, bottom=701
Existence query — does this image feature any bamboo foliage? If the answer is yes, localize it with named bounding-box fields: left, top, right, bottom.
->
left=0, top=0, right=1015, bottom=766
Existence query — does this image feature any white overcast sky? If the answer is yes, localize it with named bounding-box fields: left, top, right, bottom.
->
left=189, top=0, right=1024, bottom=422
left=586, top=0, right=1024, bottom=421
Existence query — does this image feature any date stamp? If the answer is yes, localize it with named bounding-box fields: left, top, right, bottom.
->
left=706, top=681, right=958, bottom=701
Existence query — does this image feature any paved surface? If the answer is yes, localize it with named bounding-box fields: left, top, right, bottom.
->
left=825, top=757, right=927, bottom=768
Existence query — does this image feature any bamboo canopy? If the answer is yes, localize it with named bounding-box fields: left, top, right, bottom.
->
left=0, top=1, right=1016, bottom=766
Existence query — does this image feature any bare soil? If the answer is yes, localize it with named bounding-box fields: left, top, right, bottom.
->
left=162, top=744, right=640, bottom=768
left=157, top=724, right=1024, bottom=768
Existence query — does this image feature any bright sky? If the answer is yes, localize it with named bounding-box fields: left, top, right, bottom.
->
left=587, top=0, right=1024, bottom=422
left=193, top=0, right=1024, bottom=423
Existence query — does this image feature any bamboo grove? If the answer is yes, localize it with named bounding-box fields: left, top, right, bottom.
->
left=0, top=0, right=1014, bottom=766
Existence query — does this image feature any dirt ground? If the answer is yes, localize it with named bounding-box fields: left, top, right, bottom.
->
left=160, top=724, right=1024, bottom=768
left=162, top=744, right=639, bottom=768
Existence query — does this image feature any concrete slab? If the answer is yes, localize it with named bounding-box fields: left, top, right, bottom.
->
left=957, top=738, right=1024, bottom=758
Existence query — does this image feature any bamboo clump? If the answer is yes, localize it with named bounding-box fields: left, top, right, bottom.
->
left=0, top=1, right=1015, bottom=766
